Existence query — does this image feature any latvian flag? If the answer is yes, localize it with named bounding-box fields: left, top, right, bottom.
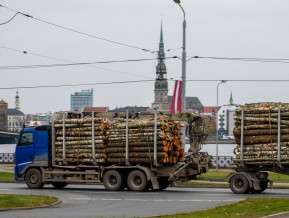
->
left=170, top=80, right=182, bottom=114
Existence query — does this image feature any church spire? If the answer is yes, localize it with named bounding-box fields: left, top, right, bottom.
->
left=15, top=91, right=20, bottom=110
left=230, top=91, right=233, bottom=105
left=156, top=22, right=166, bottom=80
left=159, top=22, right=164, bottom=47
left=152, top=22, right=169, bottom=111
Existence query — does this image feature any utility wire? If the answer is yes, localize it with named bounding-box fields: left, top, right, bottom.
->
left=0, top=56, right=177, bottom=70
left=0, top=79, right=155, bottom=90
left=3, top=79, right=289, bottom=90
left=187, top=56, right=289, bottom=64
left=0, top=5, right=180, bottom=54
left=186, top=79, right=289, bottom=82
left=0, top=5, right=152, bottom=52
left=0, top=12, right=20, bottom=25
left=1, top=5, right=167, bottom=53
left=0, top=45, right=153, bottom=79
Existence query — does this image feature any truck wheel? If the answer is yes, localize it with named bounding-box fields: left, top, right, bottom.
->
left=25, top=168, right=44, bottom=189
left=251, top=181, right=268, bottom=194
left=103, top=170, right=125, bottom=191
left=158, top=177, right=170, bottom=190
left=127, top=170, right=147, bottom=192
left=230, top=174, right=249, bottom=194
left=52, top=182, right=68, bottom=189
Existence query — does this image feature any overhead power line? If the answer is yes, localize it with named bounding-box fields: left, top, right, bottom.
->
left=3, top=79, right=289, bottom=90
left=186, top=79, right=289, bottom=82
left=0, top=56, right=177, bottom=70
left=0, top=5, right=153, bottom=52
left=187, top=56, right=289, bottom=64
left=0, top=5, right=179, bottom=53
left=0, top=79, right=155, bottom=90
left=0, top=45, right=153, bottom=79
left=0, top=12, right=20, bottom=25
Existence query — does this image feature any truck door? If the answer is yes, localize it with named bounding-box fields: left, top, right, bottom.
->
left=34, top=129, right=49, bottom=164
left=15, top=131, right=35, bottom=175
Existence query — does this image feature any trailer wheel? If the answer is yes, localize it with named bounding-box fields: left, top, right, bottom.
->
left=158, top=177, right=170, bottom=190
left=251, top=181, right=268, bottom=194
left=52, top=182, right=68, bottom=189
left=127, top=170, right=147, bottom=192
left=103, top=170, right=125, bottom=191
left=25, top=168, right=44, bottom=189
left=230, top=174, right=249, bottom=194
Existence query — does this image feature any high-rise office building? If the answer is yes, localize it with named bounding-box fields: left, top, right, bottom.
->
left=70, top=89, right=93, bottom=111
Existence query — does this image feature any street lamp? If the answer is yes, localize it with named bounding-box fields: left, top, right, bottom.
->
left=173, top=0, right=186, bottom=112
left=216, top=80, right=227, bottom=171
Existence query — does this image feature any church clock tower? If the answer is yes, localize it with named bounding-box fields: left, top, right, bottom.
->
left=151, top=24, right=170, bottom=111
left=15, top=91, right=20, bottom=110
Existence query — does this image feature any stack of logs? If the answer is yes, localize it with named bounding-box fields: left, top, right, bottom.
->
left=54, top=116, right=184, bottom=165
left=233, top=102, right=289, bottom=166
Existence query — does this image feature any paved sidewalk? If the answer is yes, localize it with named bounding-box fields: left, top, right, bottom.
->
left=0, top=164, right=14, bottom=173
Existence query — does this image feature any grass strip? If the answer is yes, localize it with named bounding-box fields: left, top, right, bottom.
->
left=151, top=198, right=289, bottom=218
left=0, top=194, right=58, bottom=209
left=180, top=181, right=229, bottom=187
left=0, top=172, right=14, bottom=181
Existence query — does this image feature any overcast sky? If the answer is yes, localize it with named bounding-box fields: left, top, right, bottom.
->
left=1, top=0, right=289, bottom=114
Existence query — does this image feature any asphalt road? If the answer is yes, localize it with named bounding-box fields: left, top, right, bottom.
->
left=1, top=183, right=289, bottom=218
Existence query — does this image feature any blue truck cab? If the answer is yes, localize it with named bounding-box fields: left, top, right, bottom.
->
left=15, top=125, right=51, bottom=181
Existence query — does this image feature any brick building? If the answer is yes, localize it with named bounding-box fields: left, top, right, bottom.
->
left=0, top=99, right=8, bottom=131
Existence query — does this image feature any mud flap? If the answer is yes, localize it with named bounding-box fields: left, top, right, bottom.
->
left=151, top=176, right=159, bottom=190
left=269, top=179, right=274, bottom=189
left=253, top=180, right=261, bottom=190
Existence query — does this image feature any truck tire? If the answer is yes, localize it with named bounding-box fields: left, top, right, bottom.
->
left=52, top=182, right=68, bottom=189
left=25, top=168, right=44, bottom=189
left=103, top=170, right=125, bottom=191
left=127, top=170, right=147, bottom=192
left=251, top=181, right=268, bottom=194
left=230, top=174, right=249, bottom=194
left=158, top=177, right=170, bottom=190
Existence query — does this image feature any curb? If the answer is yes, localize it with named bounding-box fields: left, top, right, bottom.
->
left=175, top=184, right=229, bottom=189
left=0, top=180, right=24, bottom=183
left=262, top=211, right=289, bottom=218
left=0, top=199, right=62, bottom=211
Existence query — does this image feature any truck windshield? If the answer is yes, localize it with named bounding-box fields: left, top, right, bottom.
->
left=18, top=132, right=34, bottom=146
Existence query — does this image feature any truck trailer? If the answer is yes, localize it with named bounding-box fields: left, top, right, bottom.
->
left=229, top=103, right=289, bottom=194
left=15, top=111, right=211, bottom=192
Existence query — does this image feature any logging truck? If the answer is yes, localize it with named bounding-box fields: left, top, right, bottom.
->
left=15, top=111, right=211, bottom=192
left=229, top=103, right=289, bottom=194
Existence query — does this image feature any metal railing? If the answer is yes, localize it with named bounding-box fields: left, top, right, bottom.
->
left=211, top=156, right=235, bottom=168
left=0, top=153, right=14, bottom=163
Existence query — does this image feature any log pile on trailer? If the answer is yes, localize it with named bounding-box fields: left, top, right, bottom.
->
left=54, top=115, right=184, bottom=165
left=233, top=102, right=289, bottom=166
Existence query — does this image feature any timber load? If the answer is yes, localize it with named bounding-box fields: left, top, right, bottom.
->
left=54, top=116, right=184, bottom=165
left=233, top=102, right=289, bottom=166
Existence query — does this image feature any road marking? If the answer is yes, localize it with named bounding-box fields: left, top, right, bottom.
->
left=68, top=197, right=240, bottom=202
left=71, top=190, right=121, bottom=194
left=127, top=192, right=159, bottom=195
left=69, top=198, right=92, bottom=200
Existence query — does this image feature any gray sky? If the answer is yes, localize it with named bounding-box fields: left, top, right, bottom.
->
left=1, top=0, right=289, bottom=114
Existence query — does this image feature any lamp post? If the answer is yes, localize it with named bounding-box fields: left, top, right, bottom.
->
left=173, top=0, right=186, bottom=112
left=216, top=80, right=227, bottom=170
